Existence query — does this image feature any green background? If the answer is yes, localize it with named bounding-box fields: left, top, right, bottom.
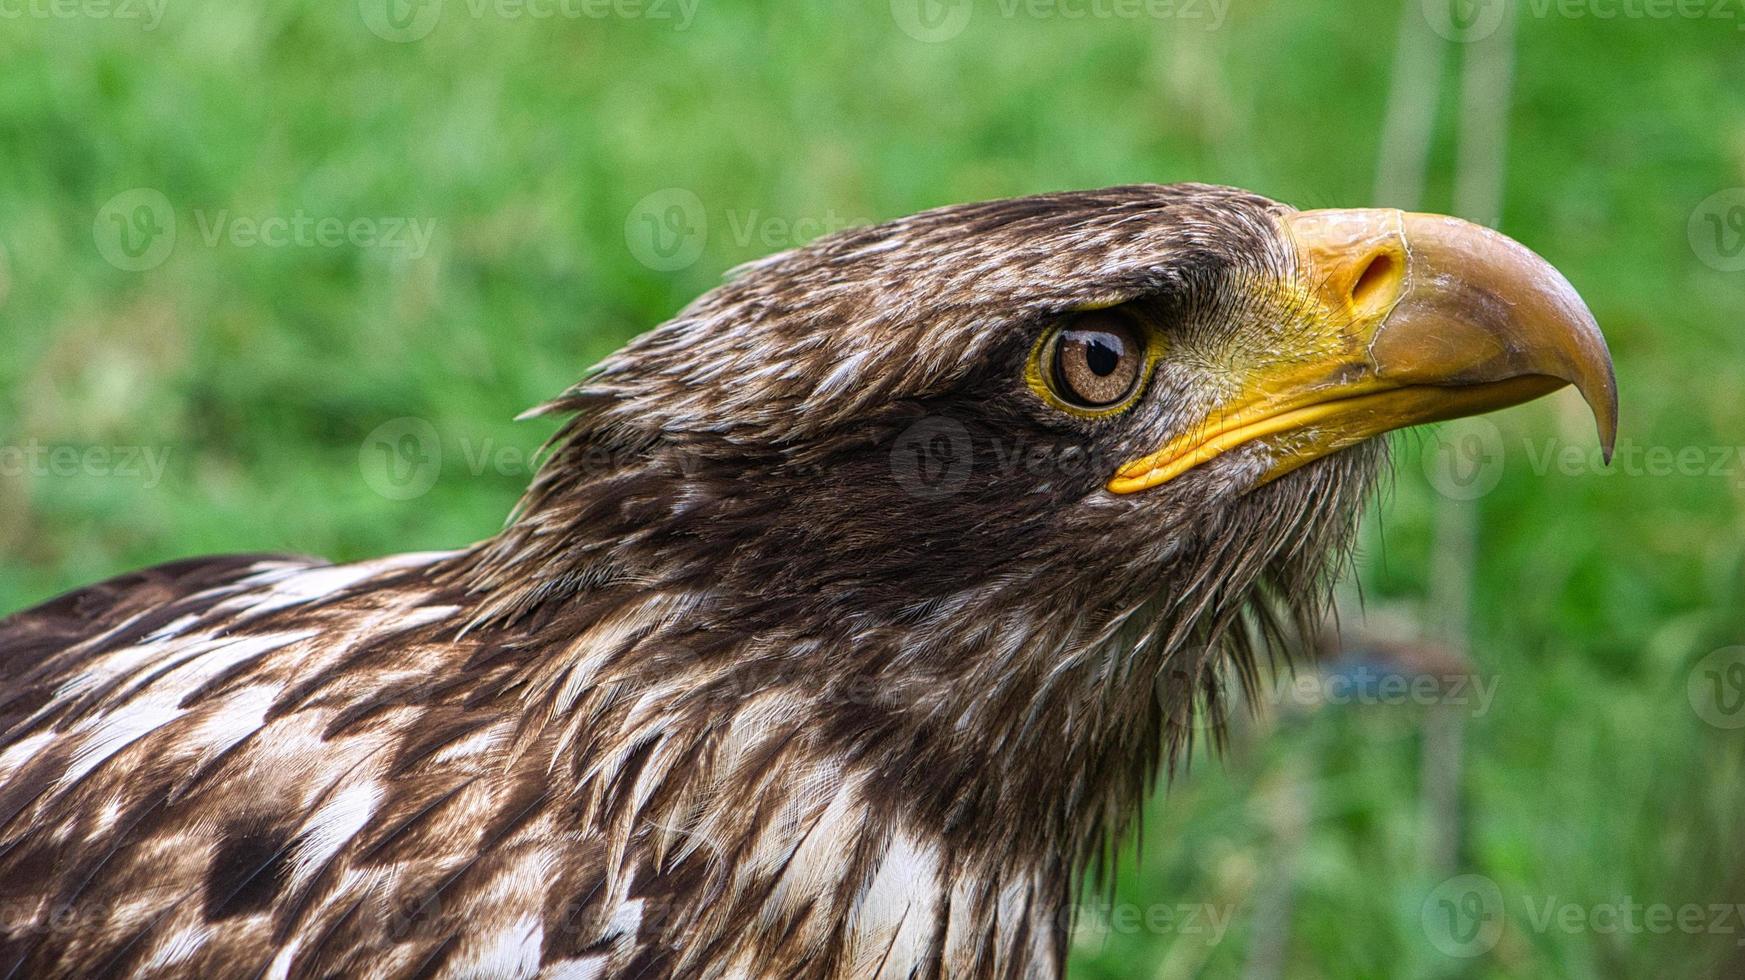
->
left=3, top=0, right=1744, bottom=976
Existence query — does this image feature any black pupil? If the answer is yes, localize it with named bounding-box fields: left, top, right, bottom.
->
left=1083, top=333, right=1123, bottom=376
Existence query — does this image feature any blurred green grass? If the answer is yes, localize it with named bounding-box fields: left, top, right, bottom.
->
left=3, top=0, right=1745, bottom=976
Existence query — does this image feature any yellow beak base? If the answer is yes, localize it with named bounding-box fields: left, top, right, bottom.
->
left=1108, top=209, right=1618, bottom=495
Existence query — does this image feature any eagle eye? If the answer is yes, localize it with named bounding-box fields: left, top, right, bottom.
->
left=1039, top=311, right=1149, bottom=412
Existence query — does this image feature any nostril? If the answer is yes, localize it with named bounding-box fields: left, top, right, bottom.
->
left=1350, top=250, right=1403, bottom=317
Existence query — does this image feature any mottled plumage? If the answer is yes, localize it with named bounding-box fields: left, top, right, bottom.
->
left=0, top=184, right=1613, bottom=978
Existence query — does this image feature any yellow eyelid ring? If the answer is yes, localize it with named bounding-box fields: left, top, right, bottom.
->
left=1026, top=310, right=1165, bottom=419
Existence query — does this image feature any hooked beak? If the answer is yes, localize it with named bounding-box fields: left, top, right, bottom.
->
left=1107, top=208, right=1618, bottom=494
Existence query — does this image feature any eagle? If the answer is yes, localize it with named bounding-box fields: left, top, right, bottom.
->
left=0, top=185, right=1614, bottom=979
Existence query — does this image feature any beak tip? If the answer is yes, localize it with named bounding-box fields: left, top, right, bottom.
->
left=1583, top=367, right=1619, bottom=467
left=1575, top=380, right=1617, bottom=467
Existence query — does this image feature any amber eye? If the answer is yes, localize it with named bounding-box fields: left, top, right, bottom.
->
left=1047, top=314, right=1146, bottom=409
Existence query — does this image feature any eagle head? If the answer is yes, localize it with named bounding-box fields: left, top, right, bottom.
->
left=459, top=182, right=1615, bottom=866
